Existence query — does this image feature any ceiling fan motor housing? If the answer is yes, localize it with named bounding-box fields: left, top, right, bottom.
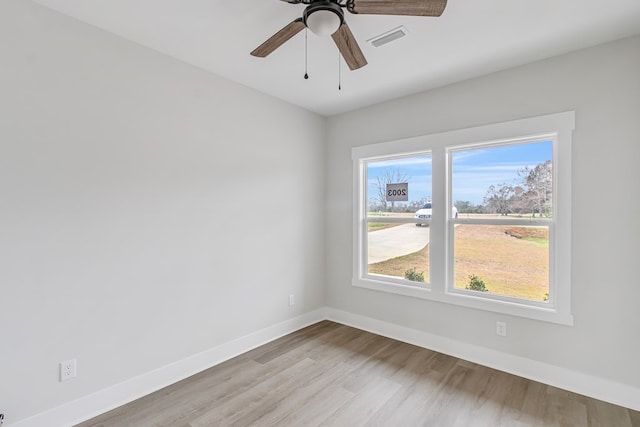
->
left=303, top=1, right=345, bottom=36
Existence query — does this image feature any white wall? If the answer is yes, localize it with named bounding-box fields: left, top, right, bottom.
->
left=0, top=1, right=325, bottom=423
left=326, top=35, right=640, bottom=392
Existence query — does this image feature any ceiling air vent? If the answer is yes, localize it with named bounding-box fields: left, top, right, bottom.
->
left=367, top=26, right=408, bottom=48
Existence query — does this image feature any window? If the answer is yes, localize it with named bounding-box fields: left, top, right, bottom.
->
left=352, top=112, right=574, bottom=324
left=364, top=154, right=433, bottom=284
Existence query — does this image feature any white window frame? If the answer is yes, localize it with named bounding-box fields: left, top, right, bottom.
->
left=352, top=112, right=574, bottom=325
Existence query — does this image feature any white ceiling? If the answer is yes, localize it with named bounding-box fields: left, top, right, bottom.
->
left=32, top=0, right=640, bottom=116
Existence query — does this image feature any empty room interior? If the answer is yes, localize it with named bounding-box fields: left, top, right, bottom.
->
left=1, top=0, right=640, bottom=426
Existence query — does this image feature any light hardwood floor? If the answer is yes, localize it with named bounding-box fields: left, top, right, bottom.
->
left=77, top=321, right=640, bottom=426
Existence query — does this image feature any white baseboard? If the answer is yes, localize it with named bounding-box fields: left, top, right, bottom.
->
left=324, top=307, right=640, bottom=412
left=10, top=306, right=639, bottom=426
left=9, top=309, right=326, bottom=427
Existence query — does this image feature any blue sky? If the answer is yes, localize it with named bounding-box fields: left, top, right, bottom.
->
left=367, top=140, right=552, bottom=205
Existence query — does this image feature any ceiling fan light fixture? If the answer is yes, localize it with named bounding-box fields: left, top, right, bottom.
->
left=304, top=1, right=344, bottom=37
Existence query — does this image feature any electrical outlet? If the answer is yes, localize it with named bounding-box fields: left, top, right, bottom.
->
left=60, top=359, right=77, bottom=382
left=289, top=294, right=295, bottom=307
left=496, top=321, right=507, bottom=337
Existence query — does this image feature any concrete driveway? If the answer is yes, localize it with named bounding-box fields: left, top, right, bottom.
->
left=368, top=223, right=430, bottom=264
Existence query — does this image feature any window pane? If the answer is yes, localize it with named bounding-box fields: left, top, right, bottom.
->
left=367, top=222, right=430, bottom=283
left=366, top=155, right=432, bottom=218
left=453, top=224, right=549, bottom=301
left=365, top=154, right=432, bottom=283
left=452, top=141, right=553, bottom=218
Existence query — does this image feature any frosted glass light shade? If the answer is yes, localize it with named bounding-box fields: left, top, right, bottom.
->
left=306, top=9, right=341, bottom=36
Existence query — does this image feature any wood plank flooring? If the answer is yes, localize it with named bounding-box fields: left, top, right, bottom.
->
left=76, top=321, right=640, bottom=427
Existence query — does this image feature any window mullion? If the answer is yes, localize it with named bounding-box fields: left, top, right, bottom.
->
left=430, top=147, right=446, bottom=294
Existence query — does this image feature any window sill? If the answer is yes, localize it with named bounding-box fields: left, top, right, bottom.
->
left=353, top=276, right=433, bottom=300
left=352, top=277, right=574, bottom=326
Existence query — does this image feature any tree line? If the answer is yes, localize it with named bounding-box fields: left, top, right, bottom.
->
left=482, top=160, right=552, bottom=217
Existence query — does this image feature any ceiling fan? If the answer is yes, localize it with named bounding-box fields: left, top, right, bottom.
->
left=251, top=0, right=447, bottom=71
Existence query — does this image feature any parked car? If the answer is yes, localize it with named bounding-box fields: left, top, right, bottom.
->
left=414, top=203, right=458, bottom=226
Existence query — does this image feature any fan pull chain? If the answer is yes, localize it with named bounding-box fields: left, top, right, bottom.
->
left=304, top=29, right=309, bottom=80
left=338, top=51, right=342, bottom=90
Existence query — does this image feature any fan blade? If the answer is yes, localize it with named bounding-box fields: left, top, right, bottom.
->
left=251, top=18, right=305, bottom=58
left=280, top=0, right=302, bottom=3
left=332, top=23, right=368, bottom=71
left=348, top=0, right=447, bottom=17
